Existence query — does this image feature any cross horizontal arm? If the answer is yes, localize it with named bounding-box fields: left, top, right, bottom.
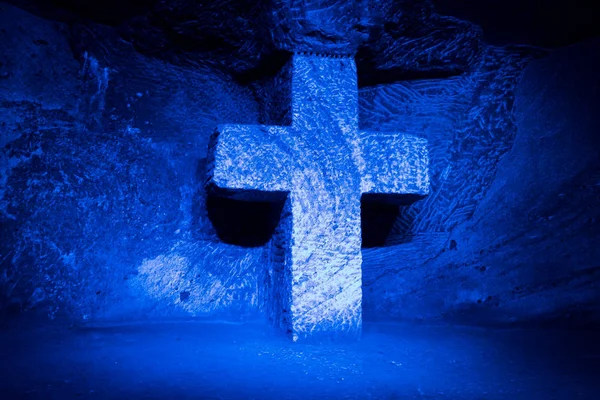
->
left=206, top=124, right=291, bottom=200
left=359, top=131, right=430, bottom=200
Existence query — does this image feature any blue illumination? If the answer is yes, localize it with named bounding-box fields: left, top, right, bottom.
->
left=1, top=0, right=600, bottom=398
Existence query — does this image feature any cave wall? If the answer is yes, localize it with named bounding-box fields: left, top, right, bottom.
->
left=1, top=1, right=598, bottom=327
left=360, top=46, right=534, bottom=239
left=364, top=38, right=600, bottom=326
left=0, top=3, right=262, bottom=322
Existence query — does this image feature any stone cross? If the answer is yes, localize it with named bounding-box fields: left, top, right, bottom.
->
left=206, top=53, right=429, bottom=341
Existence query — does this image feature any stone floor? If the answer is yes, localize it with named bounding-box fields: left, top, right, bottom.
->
left=0, top=320, right=598, bottom=399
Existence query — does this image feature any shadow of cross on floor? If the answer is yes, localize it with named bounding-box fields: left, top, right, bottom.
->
left=206, top=53, right=429, bottom=342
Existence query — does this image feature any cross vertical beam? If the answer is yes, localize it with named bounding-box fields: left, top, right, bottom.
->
left=284, top=55, right=363, bottom=341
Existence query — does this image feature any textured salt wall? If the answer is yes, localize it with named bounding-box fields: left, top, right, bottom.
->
left=3, top=0, right=597, bottom=330
left=360, top=46, right=536, bottom=239
left=0, top=3, right=262, bottom=322
left=360, top=46, right=537, bottom=318
left=363, top=39, right=600, bottom=326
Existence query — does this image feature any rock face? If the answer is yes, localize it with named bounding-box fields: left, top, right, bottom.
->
left=432, top=0, right=600, bottom=48
left=357, top=0, right=485, bottom=86
left=0, top=3, right=262, bottom=322
left=360, top=46, right=536, bottom=237
left=1, top=0, right=599, bottom=330
left=364, top=38, right=600, bottom=326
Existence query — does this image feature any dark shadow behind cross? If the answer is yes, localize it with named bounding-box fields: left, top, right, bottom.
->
left=206, top=53, right=429, bottom=341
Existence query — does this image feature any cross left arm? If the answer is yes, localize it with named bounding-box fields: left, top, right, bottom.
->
left=206, top=124, right=291, bottom=200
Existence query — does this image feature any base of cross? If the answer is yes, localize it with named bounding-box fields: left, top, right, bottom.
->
left=265, top=293, right=363, bottom=343
left=287, top=324, right=363, bottom=343
left=258, top=196, right=364, bottom=343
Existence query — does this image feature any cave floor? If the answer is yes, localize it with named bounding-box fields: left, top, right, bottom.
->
left=0, top=320, right=598, bottom=400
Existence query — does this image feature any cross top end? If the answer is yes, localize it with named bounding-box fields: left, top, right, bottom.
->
left=295, top=51, right=355, bottom=59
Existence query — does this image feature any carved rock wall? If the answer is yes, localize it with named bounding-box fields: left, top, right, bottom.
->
left=2, top=1, right=598, bottom=329
left=360, top=46, right=536, bottom=239
left=363, top=38, right=600, bottom=326
left=0, top=3, right=261, bottom=322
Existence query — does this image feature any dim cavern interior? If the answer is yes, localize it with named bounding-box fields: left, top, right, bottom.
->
left=1, top=0, right=599, bottom=398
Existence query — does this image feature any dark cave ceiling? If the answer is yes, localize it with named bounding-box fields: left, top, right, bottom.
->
left=8, top=0, right=600, bottom=81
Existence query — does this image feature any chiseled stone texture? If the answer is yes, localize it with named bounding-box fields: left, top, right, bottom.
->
left=358, top=0, right=485, bottom=85
left=360, top=46, right=538, bottom=239
left=207, top=54, right=429, bottom=340
left=0, top=4, right=262, bottom=322
left=9, top=0, right=597, bottom=332
left=359, top=45, right=542, bottom=320
left=363, top=39, right=600, bottom=327
left=269, top=0, right=370, bottom=55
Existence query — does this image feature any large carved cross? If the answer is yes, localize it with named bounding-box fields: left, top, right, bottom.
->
left=206, top=53, right=429, bottom=341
